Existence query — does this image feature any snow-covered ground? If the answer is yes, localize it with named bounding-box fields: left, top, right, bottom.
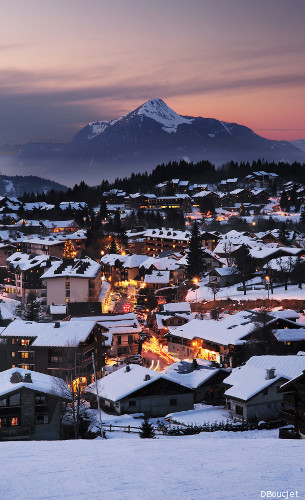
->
left=166, top=405, right=230, bottom=425
left=0, top=434, right=304, bottom=500
left=187, top=280, right=305, bottom=303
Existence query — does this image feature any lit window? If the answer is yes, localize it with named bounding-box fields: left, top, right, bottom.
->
left=11, top=352, right=15, bottom=358
left=10, top=417, right=20, bottom=427
left=21, top=339, right=30, bottom=346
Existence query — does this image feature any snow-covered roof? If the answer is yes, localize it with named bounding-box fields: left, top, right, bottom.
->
left=171, top=311, right=259, bottom=346
left=162, top=360, right=227, bottom=389
left=0, top=302, right=15, bottom=320
left=0, top=320, right=98, bottom=347
left=162, top=302, right=191, bottom=313
left=225, top=355, right=305, bottom=401
left=41, top=258, right=101, bottom=279
left=144, top=228, right=191, bottom=241
left=7, top=252, right=53, bottom=271
left=100, top=254, right=128, bottom=266
left=272, top=310, right=300, bottom=321
left=213, top=266, right=239, bottom=276
left=49, top=305, right=67, bottom=315
left=273, top=329, right=305, bottom=342
left=122, top=254, right=148, bottom=269
left=86, top=364, right=162, bottom=401
left=0, top=367, right=70, bottom=399
left=144, top=270, right=170, bottom=284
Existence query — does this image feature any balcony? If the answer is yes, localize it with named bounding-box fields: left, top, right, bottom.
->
left=0, top=427, right=30, bottom=441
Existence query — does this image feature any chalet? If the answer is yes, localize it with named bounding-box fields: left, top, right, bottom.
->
left=5, top=252, right=57, bottom=302
left=162, top=359, right=230, bottom=404
left=0, top=243, right=16, bottom=266
left=201, top=231, right=221, bottom=252
left=85, top=364, right=194, bottom=417
left=148, top=311, right=193, bottom=338
left=15, top=219, right=79, bottom=234
left=224, top=355, right=305, bottom=422
left=209, top=267, right=241, bottom=288
left=74, top=313, right=141, bottom=358
left=165, top=310, right=305, bottom=368
left=144, top=270, right=171, bottom=289
left=0, top=368, right=70, bottom=441
left=0, top=319, right=108, bottom=382
left=279, top=368, right=305, bottom=438
left=41, top=258, right=102, bottom=306
left=144, top=228, right=191, bottom=256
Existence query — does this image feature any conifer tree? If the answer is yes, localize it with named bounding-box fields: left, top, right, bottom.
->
left=63, top=239, right=77, bottom=259
left=23, top=292, right=41, bottom=322
left=139, top=415, right=155, bottom=439
left=186, top=221, right=204, bottom=279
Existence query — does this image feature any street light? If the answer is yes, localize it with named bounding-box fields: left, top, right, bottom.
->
left=265, top=276, right=270, bottom=309
left=193, top=278, right=199, bottom=304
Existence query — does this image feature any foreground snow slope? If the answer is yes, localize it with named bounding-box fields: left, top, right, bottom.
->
left=0, top=434, right=304, bottom=500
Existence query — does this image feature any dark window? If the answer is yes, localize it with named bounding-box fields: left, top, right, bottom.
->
left=170, top=399, right=177, bottom=406
left=128, top=400, right=136, bottom=407
left=235, top=405, right=244, bottom=416
left=0, top=398, right=7, bottom=407
left=117, top=336, right=121, bottom=345
left=35, top=415, right=48, bottom=425
left=35, top=395, right=46, bottom=404
left=263, top=388, right=268, bottom=395
left=128, top=335, right=133, bottom=344
left=227, top=401, right=231, bottom=410
left=9, top=393, right=20, bottom=406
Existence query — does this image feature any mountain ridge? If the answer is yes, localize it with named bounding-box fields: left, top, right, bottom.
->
left=11, top=98, right=305, bottom=185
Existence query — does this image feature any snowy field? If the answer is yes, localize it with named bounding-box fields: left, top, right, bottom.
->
left=166, top=405, right=230, bottom=425
left=187, top=280, right=305, bottom=303
left=0, top=434, right=304, bottom=500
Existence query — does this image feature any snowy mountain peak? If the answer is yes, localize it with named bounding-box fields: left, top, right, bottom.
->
left=135, top=98, right=193, bottom=133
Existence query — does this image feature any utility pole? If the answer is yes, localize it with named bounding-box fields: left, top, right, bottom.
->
left=92, top=352, right=104, bottom=439
left=265, top=276, right=270, bottom=310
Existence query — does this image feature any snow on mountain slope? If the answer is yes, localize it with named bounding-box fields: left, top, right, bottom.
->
left=87, top=99, right=193, bottom=138
left=135, top=98, right=193, bottom=133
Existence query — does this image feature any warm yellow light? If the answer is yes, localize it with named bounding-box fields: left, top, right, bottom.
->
left=121, top=251, right=126, bottom=256
left=193, top=278, right=199, bottom=284
left=265, top=276, right=270, bottom=282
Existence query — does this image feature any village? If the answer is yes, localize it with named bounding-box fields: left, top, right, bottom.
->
left=0, top=166, right=304, bottom=446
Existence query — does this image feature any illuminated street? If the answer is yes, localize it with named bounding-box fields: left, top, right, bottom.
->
left=142, top=336, right=176, bottom=371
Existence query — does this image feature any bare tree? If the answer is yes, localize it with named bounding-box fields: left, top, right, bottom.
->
left=223, top=240, right=234, bottom=267
left=275, top=256, right=294, bottom=291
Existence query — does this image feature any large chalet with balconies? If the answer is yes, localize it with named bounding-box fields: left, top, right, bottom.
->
left=40, top=258, right=102, bottom=306
left=0, top=319, right=108, bottom=383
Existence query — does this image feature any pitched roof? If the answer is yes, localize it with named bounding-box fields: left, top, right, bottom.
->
left=170, top=311, right=259, bottom=346
left=86, top=364, right=162, bottom=401
left=225, top=355, right=305, bottom=401
left=0, top=320, right=98, bottom=347
left=0, top=367, right=70, bottom=399
left=41, top=258, right=101, bottom=279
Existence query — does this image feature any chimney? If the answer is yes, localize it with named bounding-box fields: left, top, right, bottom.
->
left=24, top=373, right=32, bottom=383
left=144, top=374, right=151, bottom=381
left=126, top=365, right=131, bottom=372
left=54, top=322, right=60, bottom=328
left=265, top=367, right=276, bottom=380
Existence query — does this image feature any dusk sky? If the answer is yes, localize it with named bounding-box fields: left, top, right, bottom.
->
left=1, top=0, right=305, bottom=144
